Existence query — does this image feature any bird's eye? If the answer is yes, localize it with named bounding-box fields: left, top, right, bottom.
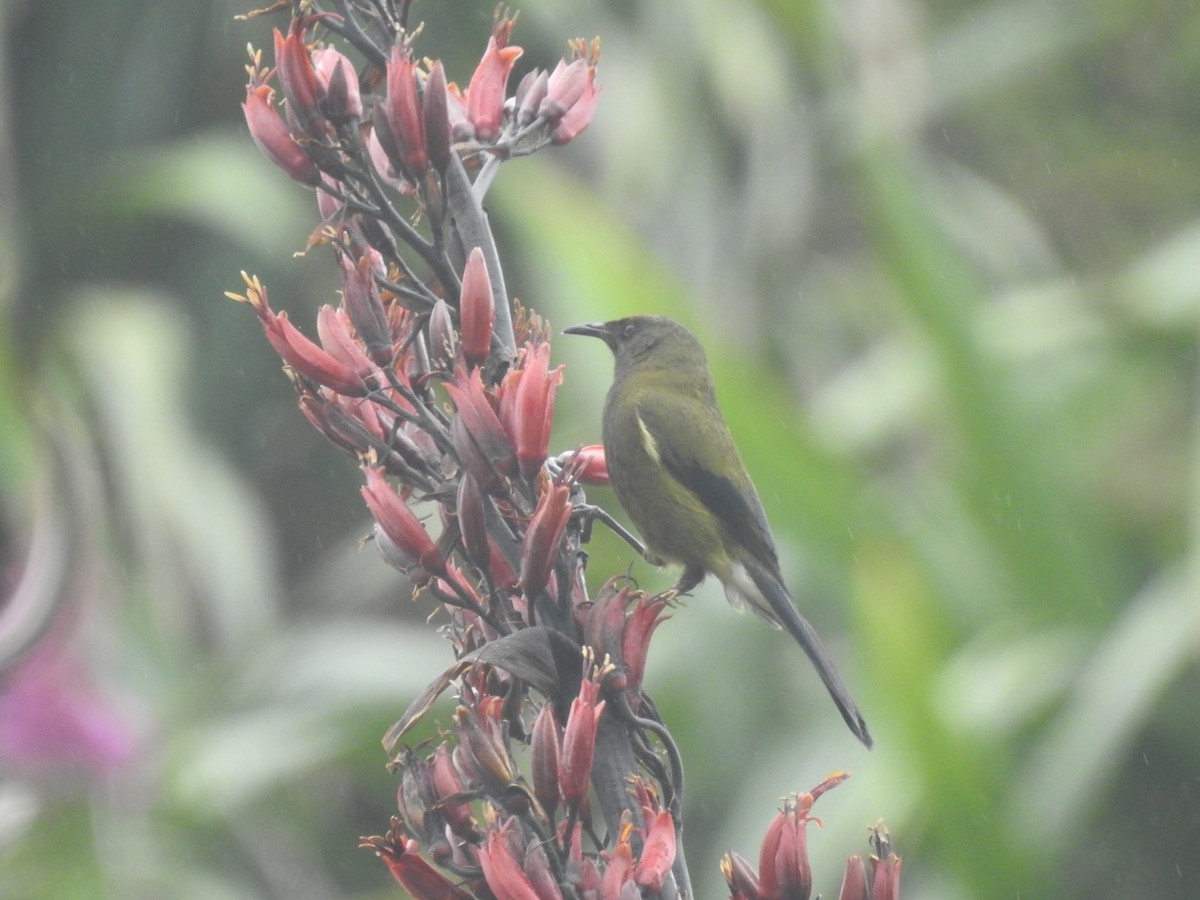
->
left=622, top=321, right=636, bottom=339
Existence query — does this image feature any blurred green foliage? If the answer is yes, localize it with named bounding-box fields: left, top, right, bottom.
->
left=2, top=0, right=1198, bottom=898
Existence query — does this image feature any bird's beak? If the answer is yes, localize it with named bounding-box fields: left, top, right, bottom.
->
left=563, top=322, right=608, bottom=339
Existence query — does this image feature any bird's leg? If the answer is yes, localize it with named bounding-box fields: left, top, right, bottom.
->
left=657, top=565, right=704, bottom=606
left=674, top=565, right=705, bottom=596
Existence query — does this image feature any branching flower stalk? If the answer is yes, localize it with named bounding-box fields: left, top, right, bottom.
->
left=229, top=2, right=902, bottom=898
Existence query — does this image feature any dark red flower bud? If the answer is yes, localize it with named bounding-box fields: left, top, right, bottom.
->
left=386, top=48, right=428, bottom=175
left=520, top=483, right=572, bottom=599
left=227, top=273, right=368, bottom=395
left=340, top=250, right=394, bottom=366
left=361, top=466, right=442, bottom=574
left=838, top=856, right=869, bottom=900
left=428, top=299, right=457, bottom=372
left=634, top=811, right=677, bottom=892
left=529, top=704, right=561, bottom=820
left=273, top=24, right=325, bottom=138
left=456, top=473, right=490, bottom=572
left=430, top=743, right=475, bottom=838
left=721, top=851, right=762, bottom=900
left=514, top=69, right=549, bottom=128
left=313, top=46, right=363, bottom=121
left=459, top=247, right=494, bottom=369
left=456, top=698, right=516, bottom=790
left=423, top=60, right=452, bottom=172
left=243, top=83, right=321, bottom=186
left=560, top=676, right=605, bottom=810
left=466, top=31, right=523, bottom=141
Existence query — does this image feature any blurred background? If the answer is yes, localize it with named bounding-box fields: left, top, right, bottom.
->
left=3, top=0, right=1198, bottom=897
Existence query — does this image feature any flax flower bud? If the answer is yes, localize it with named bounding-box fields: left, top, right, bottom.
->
left=242, top=83, right=320, bottom=186
left=459, top=247, right=494, bottom=369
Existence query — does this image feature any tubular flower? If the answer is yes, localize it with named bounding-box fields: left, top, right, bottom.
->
left=465, top=14, right=522, bottom=140
left=838, top=857, right=869, bottom=900
left=361, top=466, right=443, bottom=574
left=538, top=59, right=588, bottom=122
left=339, top=250, right=393, bottom=366
left=519, top=482, right=572, bottom=599
left=634, top=811, right=677, bottom=892
left=445, top=367, right=518, bottom=491
left=385, top=48, right=428, bottom=175
left=242, top=82, right=321, bottom=186
left=500, top=342, right=563, bottom=479
left=758, top=794, right=814, bottom=900
left=478, top=819, right=559, bottom=900
left=273, top=23, right=325, bottom=137
left=529, top=704, right=561, bottom=820
left=315, top=305, right=375, bottom=377
left=361, top=824, right=472, bottom=900
left=559, top=675, right=605, bottom=810
left=227, top=273, right=368, bottom=396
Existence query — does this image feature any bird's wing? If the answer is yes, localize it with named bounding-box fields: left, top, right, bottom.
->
left=634, top=395, right=781, bottom=572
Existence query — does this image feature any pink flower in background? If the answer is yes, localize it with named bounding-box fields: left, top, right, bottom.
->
left=0, top=639, right=135, bottom=778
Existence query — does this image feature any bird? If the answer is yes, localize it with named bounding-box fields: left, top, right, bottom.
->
left=564, top=316, right=872, bottom=748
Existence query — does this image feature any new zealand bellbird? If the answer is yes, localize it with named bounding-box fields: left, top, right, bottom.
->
left=564, top=316, right=872, bottom=748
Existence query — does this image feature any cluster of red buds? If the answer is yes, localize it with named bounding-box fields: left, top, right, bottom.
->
left=229, top=2, right=900, bottom=898
left=722, top=775, right=902, bottom=900
left=363, top=653, right=680, bottom=899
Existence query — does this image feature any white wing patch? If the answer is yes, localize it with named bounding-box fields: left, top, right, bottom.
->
left=635, top=411, right=661, bottom=465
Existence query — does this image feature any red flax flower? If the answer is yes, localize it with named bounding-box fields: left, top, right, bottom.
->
left=500, top=342, right=563, bottom=479
left=445, top=367, right=518, bottom=493
left=634, top=810, right=677, bottom=891
left=273, top=21, right=325, bottom=137
left=559, top=670, right=606, bottom=811
left=519, top=481, right=572, bottom=599
left=478, top=818, right=561, bottom=900
left=242, top=82, right=321, bottom=186
left=721, top=773, right=853, bottom=900
left=361, top=465, right=443, bottom=575
left=465, top=13, right=522, bottom=140
left=758, top=793, right=814, bottom=900
left=226, top=272, right=368, bottom=396
left=361, top=823, right=471, bottom=900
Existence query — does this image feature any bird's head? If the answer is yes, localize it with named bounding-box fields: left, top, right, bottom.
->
left=564, top=316, right=703, bottom=372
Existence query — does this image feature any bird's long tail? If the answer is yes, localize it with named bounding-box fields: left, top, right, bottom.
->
left=736, top=562, right=873, bottom=748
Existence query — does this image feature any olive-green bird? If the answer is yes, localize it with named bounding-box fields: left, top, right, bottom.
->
left=565, top=316, right=872, bottom=748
